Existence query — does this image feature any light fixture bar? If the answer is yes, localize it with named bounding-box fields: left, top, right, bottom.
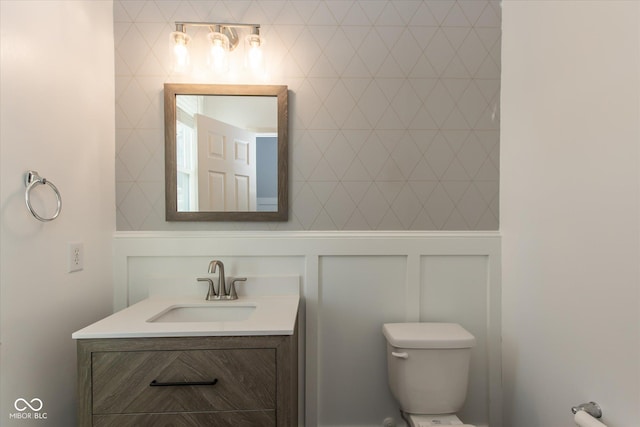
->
left=175, top=22, right=260, bottom=31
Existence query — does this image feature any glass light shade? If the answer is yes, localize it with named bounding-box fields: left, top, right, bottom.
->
left=170, top=31, right=191, bottom=72
left=207, top=31, right=230, bottom=73
left=245, top=34, right=266, bottom=75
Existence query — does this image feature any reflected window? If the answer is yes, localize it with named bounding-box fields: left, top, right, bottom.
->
left=176, top=113, right=197, bottom=211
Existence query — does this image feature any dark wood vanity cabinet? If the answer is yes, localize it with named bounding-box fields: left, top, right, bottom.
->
left=77, top=328, right=297, bottom=427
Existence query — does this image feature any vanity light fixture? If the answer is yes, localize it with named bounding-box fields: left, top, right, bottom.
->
left=170, top=22, right=266, bottom=75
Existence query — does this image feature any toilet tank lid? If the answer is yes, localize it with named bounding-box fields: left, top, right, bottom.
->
left=383, top=322, right=476, bottom=349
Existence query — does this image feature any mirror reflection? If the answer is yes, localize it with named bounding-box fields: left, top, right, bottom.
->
left=175, top=94, right=277, bottom=212
left=164, top=84, right=288, bottom=221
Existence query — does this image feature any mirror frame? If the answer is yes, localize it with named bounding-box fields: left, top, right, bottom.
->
left=164, top=83, right=288, bottom=221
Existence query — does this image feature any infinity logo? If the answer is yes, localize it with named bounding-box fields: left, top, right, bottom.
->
left=14, top=398, right=43, bottom=412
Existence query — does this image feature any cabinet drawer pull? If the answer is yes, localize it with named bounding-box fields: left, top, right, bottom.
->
left=149, top=379, right=218, bottom=387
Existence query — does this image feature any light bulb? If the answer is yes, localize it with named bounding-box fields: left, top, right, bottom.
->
left=245, top=34, right=265, bottom=75
left=207, top=30, right=230, bottom=73
left=170, top=31, right=191, bottom=72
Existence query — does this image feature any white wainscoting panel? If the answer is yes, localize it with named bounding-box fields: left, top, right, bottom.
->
left=421, top=256, right=492, bottom=425
left=318, top=256, right=408, bottom=426
left=113, top=231, right=501, bottom=427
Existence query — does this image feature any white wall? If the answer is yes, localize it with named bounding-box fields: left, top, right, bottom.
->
left=501, top=2, right=640, bottom=427
left=0, top=1, right=115, bottom=425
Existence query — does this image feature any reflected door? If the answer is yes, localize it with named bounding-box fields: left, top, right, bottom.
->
left=196, top=114, right=257, bottom=211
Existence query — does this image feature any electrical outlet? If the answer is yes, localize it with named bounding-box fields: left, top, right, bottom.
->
left=68, top=242, right=83, bottom=273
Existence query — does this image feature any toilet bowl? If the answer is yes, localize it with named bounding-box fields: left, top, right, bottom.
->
left=383, top=323, right=477, bottom=427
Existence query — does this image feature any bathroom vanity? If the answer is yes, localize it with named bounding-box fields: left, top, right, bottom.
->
left=73, top=289, right=299, bottom=427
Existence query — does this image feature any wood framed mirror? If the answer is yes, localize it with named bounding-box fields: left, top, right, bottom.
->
left=164, top=83, right=288, bottom=221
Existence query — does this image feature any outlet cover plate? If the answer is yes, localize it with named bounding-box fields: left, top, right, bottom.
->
left=68, top=242, right=83, bottom=273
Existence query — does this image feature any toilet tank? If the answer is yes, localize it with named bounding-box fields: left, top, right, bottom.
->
left=383, top=323, right=476, bottom=415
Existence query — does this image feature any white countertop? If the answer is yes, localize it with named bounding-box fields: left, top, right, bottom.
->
left=72, top=295, right=299, bottom=339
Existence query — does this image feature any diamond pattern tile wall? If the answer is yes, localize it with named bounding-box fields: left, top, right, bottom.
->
left=114, top=0, right=501, bottom=230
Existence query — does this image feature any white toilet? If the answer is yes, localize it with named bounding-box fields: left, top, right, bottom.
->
left=383, top=322, right=477, bottom=427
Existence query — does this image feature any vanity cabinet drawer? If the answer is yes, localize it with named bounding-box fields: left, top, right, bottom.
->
left=92, top=349, right=276, bottom=414
left=93, top=411, right=275, bottom=427
left=77, top=332, right=297, bottom=427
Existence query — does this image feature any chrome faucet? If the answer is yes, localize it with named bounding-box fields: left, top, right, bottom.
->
left=196, top=260, right=246, bottom=301
left=208, top=260, right=226, bottom=299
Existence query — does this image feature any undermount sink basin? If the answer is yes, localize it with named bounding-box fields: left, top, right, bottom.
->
left=147, top=304, right=256, bottom=323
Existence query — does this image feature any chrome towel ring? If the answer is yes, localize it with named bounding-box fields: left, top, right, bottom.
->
left=24, top=170, right=62, bottom=222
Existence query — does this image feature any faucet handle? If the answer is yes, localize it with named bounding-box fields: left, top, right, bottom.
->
left=228, top=277, right=247, bottom=300
left=197, top=277, right=217, bottom=300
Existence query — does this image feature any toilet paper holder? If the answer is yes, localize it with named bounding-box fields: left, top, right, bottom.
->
left=571, top=401, right=602, bottom=418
